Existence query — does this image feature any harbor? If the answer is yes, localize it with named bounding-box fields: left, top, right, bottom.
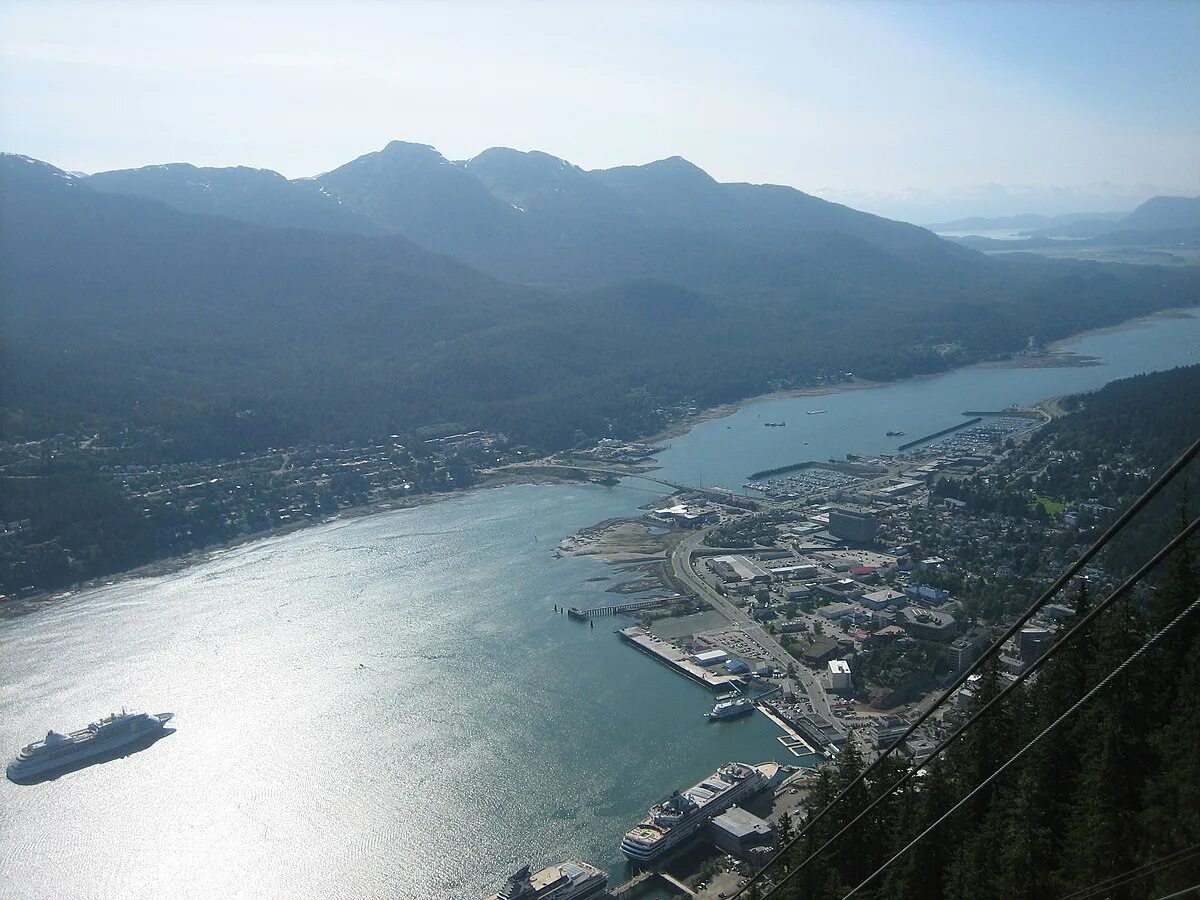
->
left=2, top=310, right=1197, bottom=899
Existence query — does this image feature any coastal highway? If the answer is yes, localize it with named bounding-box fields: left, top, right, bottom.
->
left=669, top=530, right=836, bottom=723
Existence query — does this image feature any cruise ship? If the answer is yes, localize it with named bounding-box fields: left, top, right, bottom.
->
left=620, top=762, right=768, bottom=863
left=488, top=860, right=609, bottom=900
left=706, top=697, right=754, bottom=720
left=7, top=709, right=174, bottom=781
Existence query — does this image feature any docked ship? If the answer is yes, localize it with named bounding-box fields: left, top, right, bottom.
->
left=620, top=762, right=768, bottom=863
left=7, top=709, right=174, bottom=781
left=706, top=697, right=754, bottom=720
left=488, top=860, right=609, bottom=900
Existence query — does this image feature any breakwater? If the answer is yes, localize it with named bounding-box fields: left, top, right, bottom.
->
left=897, top=416, right=983, bottom=451
left=746, top=459, right=884, bottom=480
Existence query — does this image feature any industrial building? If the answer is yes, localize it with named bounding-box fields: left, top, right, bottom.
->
left=693, top=649, right=730, bottom=667
left=710, top=806, right=775, bottom=856
left=710, top=555, right=773, bottom=584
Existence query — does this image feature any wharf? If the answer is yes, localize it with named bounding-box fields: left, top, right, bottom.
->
left=618, top=626, right=744, bottom=692
left=567, top=597, right=670, bottom=620
left=756, top=704, right=817, bottom=757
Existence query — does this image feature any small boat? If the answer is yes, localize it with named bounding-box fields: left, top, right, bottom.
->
left=807, top=410, right=828, bottom=415
left=886, top=430, right=906, bottom=437
left=763, top=421, right=786, bottom=427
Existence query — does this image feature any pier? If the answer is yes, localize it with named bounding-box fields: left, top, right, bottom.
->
left=618, top=626, right=744, bottom=691
left=566, top=597, right=671, bottom=620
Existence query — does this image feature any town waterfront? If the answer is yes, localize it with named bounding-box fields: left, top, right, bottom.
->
left=1, top=310, right=1198, bottom=899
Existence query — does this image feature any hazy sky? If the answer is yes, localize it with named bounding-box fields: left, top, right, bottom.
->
left=2, top=1, right=1197, bottom=221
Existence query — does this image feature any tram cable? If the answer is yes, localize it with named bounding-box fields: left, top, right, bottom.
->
left=756, top=514, right=1199, bottom=897
left=1060, top=842, right=1200, bottom=900
left=837, top=592, right=1200, bottom=899
left=730, top=436, right=1200, bottom=899
left=1151, top=883, right=1200, bottom=900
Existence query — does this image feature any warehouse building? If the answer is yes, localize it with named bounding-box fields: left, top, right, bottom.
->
left=710, top=806, right=775, bottom=856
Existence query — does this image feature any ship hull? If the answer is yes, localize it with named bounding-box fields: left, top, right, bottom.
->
left=620, top=766, right=767, bottom=863
left=7, top=713, right=173, bottom=783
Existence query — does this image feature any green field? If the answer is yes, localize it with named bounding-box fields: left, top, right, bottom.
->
left=1030, top=495, right=1066, bottom=515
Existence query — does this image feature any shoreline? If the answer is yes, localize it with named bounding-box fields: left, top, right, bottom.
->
left=644, top=305, right=1197, bottom=446
left=5, top=304, right=1195, bottom=621
left=0, top=470, right=579, bottom=621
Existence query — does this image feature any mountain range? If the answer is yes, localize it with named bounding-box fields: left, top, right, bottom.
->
left=930, top=196, right=1200, bottom=248
left=3, top=143, right=1198, bottom=455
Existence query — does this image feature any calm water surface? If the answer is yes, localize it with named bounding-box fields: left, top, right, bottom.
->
left=1, top=309, right=1197, bottom=899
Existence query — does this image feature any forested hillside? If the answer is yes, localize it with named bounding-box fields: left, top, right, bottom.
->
left=780, top=365, right=1200, bottom=900
left=5, top=151, right=1198, bottom=456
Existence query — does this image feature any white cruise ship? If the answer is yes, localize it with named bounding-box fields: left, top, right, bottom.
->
left=620, top=762, right=768, bottom=863
left=706, top=697, right=754, bottom=720
left=7, top=709, right=174, bottom=782
left=488, top=860, right=609, bottom=900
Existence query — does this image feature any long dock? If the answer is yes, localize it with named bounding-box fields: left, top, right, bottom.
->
left=618, top=626, right=744, bottom=691
left=567, top=597, right=670, bottom=620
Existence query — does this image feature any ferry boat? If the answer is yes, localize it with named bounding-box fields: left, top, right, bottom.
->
left=620, top=762, right=768, bottom=863
left=488, top=860, right=609, bottom=900
left=706, top=697, right=755, bottom=720
left=7, top=709, right=174, bottom=781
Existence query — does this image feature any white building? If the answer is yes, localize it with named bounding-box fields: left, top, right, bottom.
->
left=693, top=649, right=730, bottom=667
left=828, top=659, right=852, bottom=691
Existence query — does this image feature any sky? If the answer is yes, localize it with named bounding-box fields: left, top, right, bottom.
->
left=1, top=0, right=1197, bottom=223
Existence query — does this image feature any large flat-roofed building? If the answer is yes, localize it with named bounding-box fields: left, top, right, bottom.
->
left=693, top=649, right=730, bottom=667
left=710, top=806, right=775, bottom=856
left=829, top=506, right=878, bottom=543
left=801, top=637, right=841, bottom=665
left=862, top=588, right=906, bottom=610
left=897, top=606, right=959, bottom=641
left=711, top=555, right=772, bottom=584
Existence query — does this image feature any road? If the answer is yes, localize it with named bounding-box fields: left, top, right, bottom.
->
left=669, top=530, right=835, bottom=721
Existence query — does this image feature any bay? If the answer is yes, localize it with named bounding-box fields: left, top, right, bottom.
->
left=1, top=309, right=1197, bottom=899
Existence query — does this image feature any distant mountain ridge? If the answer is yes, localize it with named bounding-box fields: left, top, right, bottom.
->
left=4, top=148, right=1198, bottom=459
left=934, top=196, right=1200, bottom=245
left=927, top=211, right=1127, bottom=232
left=81, top=140, right=973, bottom=293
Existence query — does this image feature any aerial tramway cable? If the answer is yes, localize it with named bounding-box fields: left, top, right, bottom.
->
left=730, top=436, right=1200, bottom=899
left=756, top=514, right=1200, bottom=896
left=836, top=592, right=1200, bottom=899
left=1060, top=842, right=1200, bottom=900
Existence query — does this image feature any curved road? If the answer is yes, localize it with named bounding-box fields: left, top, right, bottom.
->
left=669, top=530, right=835, bottom=722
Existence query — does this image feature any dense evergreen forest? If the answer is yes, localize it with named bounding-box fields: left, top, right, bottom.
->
left=777, top=366, right=1200, bottom=900
left=4, top=152, right=1199, bottom=457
